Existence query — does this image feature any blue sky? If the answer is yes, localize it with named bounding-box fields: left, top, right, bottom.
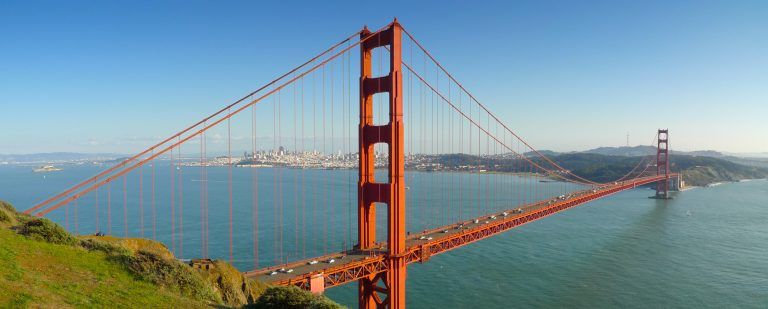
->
left=1, top=0, right=767, bottom=154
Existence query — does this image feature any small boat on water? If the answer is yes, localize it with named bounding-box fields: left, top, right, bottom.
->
left=33, top=165, right=62, bottom=173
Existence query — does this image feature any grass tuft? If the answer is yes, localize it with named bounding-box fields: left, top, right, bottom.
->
left=8, top=293, right=33, bottom=307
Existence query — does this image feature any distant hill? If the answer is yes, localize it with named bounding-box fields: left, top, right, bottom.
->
left=686, top=150, right=726, bottom=157
left=425, top=152, right=768, bottom=187
left=549, top=153, right=768, bottom=186
left=579, top=146, right=768, bottom=172
left=523, top=150, right=561, bottom=157
left=582, top=145, right=657, bottom=157
left=0, top=152, right=123, bottom=164
left=722, top=156, right=768, bottom=168
left=724, top=151, right=768, bottom=158
left=581, top=146, right=726, bottom=158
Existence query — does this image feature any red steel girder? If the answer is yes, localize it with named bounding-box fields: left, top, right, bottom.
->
left=247, top=175, right=676, bottom=292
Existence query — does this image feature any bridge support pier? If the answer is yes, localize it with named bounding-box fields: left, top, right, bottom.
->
left=310, top=274, right=325, bottom=295
left=358, top=19, right=406, bottom=309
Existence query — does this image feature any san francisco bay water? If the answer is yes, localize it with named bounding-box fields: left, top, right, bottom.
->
left=1, top=164, right=766, bottom=308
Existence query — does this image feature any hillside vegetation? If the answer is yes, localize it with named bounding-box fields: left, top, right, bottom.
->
left=555, top=154, right=768, bottom=186
left=0, top=200, right=343, bottom=308
left=551, top=153, right=768, bottom=186
left=0, top=201, right=211, bottom=308
left=427, top=153, right=768, bottom=186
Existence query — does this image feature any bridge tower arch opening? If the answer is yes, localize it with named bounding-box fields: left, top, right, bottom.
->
left=358, top=20, right=406, bottom=309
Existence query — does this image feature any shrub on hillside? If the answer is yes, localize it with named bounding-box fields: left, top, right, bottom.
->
left=124, top=250, right=219, bottom=303
left=80, top=238, right=132, bottom=256
left=18, top=218, right=78, bottom=245
left=195, top=259, right=268, bottom=306
left=248, top=286, right=343, bottom=309
left=307, top=297, right=344, bottom=309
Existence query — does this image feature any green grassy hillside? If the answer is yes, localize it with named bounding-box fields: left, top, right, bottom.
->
left=0, top=212, right=211, bottom=307
left=0, top=201, right=343, bottom=308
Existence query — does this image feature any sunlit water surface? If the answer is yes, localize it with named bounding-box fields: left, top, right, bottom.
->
left=1, top=165, right=766, bottom=308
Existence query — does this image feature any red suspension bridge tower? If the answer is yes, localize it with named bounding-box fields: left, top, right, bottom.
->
left=358, top=20, right=407, bottom=308
left=655, top=129, right=671, bottom=199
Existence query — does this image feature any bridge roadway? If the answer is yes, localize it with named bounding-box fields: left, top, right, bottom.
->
left=244, top=174, right=674, bottom=291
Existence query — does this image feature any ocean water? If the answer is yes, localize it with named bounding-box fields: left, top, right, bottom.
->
left=1, top=165, right=766, bottom=308
left=0, top=163, right=584, bottom=267
left=326, top=179, right=768, bottom=308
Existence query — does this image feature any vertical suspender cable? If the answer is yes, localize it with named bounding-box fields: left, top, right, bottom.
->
left=95, top=185, right=99, bottom=233
left=140, top=162, right=144, bottom=237
left=476, top=101, right=481, bottom=217
left=228, top=107, right=233, bottom=263
left=458, top=86, right=463, bottom=222
left=275, top=89, right=283, bottom=264
left=486, top=112, right=490, bottom=213
left=301, top=75, right=306, bottom=257
left=75, top=199, right=79, bottom=235
left=279, top=90, right=284, bottom=263
left=448, top=79, right=452, bottom=224
left=322, top=65, right=327, bottom=254
left=252, top=99, right=259, bottom=269
left=123, top=175, right=127, bottom=237
left=312, top=71, right=317, bottom=255
left=339, top=54, right=345, bottom=250
left=107, top=182, right=112, bottom=235
left=179, top=145, right=183, bottom=259
left=345, top=48, right=351, bottom=250
left=429, top=53, right=434, bottom=227
left=170, top=146, right=175, bottom=253
left=201, top=131, right=206, bottom=259
left=293, top=76, right=299, bottom=259
left=437, top=66, right=443, bottom=225
left=330, top=59, right=335, bottom=251
left=273, top=88, right=278, bottom=265
left=421, top=50, right=426, bottom=229
left=407, top=40, right=413, bottom=227
left=203, top=125, right=208, bottom=258
left=152, top=150, right=156, bottom=240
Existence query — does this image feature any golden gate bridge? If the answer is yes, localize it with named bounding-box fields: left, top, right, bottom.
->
left=25, top=19, right=677, bottom=308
